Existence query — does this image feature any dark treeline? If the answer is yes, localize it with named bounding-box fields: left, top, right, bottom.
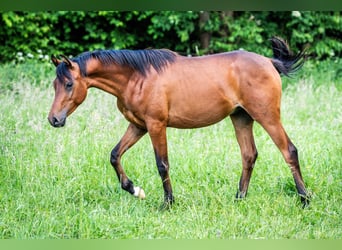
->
left=0, top=11, right=341, bottom=62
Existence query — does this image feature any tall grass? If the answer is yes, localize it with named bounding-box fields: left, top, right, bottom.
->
left=0, top=59, right=341, bottom=238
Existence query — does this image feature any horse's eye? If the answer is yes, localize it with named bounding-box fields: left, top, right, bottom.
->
left=65, top=81, right=73, bottom=90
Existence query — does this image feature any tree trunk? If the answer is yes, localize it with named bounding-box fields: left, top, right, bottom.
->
left=199, top=11, right=210, bottom=51
left=219, top=11, right=234, bottom=37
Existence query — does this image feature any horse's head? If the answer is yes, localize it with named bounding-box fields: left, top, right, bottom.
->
left=48, top=55, right=88, bottom=127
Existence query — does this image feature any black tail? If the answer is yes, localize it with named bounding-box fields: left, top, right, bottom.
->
left=270, top=37, right=307, bottom=77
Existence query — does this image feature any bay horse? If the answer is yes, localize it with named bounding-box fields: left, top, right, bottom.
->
left=48, top=37, right=309, bottom=207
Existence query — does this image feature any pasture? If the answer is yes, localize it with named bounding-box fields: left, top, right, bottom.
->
left=0, top=59, right=341, bottom=239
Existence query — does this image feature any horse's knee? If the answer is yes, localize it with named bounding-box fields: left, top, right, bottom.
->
left=155, top=154, right=169, bottom=177
left=157, top=160, right=168, bottom=177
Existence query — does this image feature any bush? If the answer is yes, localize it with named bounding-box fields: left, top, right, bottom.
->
left=0, top=11, right=341, bottom=63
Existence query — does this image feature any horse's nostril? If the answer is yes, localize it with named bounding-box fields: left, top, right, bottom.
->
left=48, top=116, right=65, bottom=127
left=52, top=116, right=59, bottom=126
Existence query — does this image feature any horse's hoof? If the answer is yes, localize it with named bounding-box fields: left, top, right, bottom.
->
left=159, top=201, right=173, bottom=211
left=133, top=186, right=146, bottom=199
left=159, top=196, right=174, bottom=211
left=300, top=195, right=310, bottom=208
left=235, top=190, right=247, bottom=200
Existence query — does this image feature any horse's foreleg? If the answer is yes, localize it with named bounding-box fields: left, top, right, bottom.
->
left=146, top=121, right=174, bottom=206
left=110, top=123, right=147, bottom=199
left=230, top=110, right=258, bottom=200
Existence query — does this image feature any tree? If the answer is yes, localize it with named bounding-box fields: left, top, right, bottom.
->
left=0, top=11, right=340, bottom=63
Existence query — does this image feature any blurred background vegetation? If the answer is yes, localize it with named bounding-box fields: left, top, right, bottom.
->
left=0, top=11, right=341, bottom=63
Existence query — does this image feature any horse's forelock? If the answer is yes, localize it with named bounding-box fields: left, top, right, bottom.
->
left=55, top=57, right=89, bottom=82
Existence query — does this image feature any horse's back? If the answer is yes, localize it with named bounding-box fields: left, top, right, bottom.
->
left=171, top=50, right=280, bottom=87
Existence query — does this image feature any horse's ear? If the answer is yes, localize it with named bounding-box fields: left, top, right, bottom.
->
left=60, top=55, right=73, bottom=69
left=51, top=55, right=61, bottom=67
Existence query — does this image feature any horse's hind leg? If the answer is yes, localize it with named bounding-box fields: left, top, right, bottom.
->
left=257, top=116, right=309, bottom=206
left=230, top=109, right=258, bottom=200
left=110, top=123, right=147, bottom=198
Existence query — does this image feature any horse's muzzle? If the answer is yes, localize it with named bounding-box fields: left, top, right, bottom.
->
left=48, top=116, right=66, bottom=127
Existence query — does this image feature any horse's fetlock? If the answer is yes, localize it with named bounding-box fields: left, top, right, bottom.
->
left=121, top=179, right=134, bottom=194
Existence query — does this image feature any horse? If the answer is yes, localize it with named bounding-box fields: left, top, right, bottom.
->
left=48, top=37, right=309, bottom=208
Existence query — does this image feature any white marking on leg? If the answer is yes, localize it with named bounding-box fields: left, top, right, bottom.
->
left=133, top=186, right=146, bottom=199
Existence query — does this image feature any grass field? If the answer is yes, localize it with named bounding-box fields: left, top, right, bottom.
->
left=0, top=59, right=341, bottom=239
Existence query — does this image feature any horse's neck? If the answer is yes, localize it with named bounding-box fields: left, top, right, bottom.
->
left=86, top=61, right=133, bottom=97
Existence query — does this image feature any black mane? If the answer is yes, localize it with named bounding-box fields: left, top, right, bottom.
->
left=56, top=49, right=177, bottom=81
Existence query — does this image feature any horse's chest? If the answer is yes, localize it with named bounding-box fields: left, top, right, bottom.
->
left=122, top=108, right=146, bottom=128
left=117, top=100, right=146, bottom=128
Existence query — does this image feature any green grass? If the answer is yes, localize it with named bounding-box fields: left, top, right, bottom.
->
left=0, top=59, right=341, bottom=239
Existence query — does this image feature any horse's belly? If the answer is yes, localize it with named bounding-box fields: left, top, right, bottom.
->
left=167, top=98, right=234, bottom=128
left=167, top=114, right=227, bottom=128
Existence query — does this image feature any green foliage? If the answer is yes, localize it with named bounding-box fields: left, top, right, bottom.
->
left=285, top=11, right=342, bottom=58
left=206, top=12, right=267, bottom=54
left=201, top=11, right=341, bottom=58
left=0, top=11, right=341, bottom=63
left=1, top=12, right=56, bottom=62
left=147, top=11, right=198, bottom=53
